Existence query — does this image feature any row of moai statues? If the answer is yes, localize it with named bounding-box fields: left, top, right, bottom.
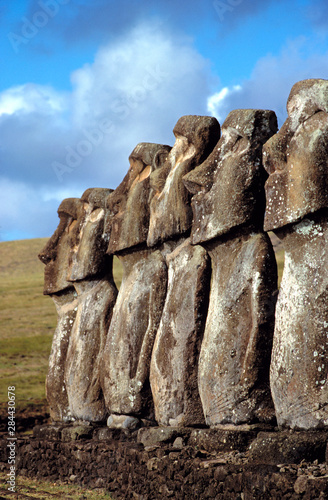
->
left=39, top=79, right=328, bottom=431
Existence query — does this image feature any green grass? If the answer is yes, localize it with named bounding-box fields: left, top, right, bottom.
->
left=0, top=239, right=55, bottom=406
left=0, top=472, right=113, bottom=499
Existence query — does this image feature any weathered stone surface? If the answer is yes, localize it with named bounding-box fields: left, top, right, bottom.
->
left=39, top=190, right=118, bottom=424
left=189, top=428, right=258, bottom=453
left=69, top=187, right=114, bottom=280
left=39, top=199, right=83, bottom=422
left=107, top=414, right=140, bottom=430
left=45, top=291, right=77, bottom=422
left=64, top=188, right=117, bottom=423
left=183, top=109, right=277, bottom=245
left=39, top=198, right=84, bottom=295
left=61, top=424, right=94, bottom=442
left=147, top=115, right=220, bottom=247
left=33, top=424, right=66, bottom=440
left=294, top=475, right=328, bottom=497
left=150, top=238, right=210, bottom=426
left=102, top=143, right=172, bottom=420
left=183, top=110, right=278, bottom=427
left=65, top=279, right=116, bottom=422
left=7, top=424, right=328, bottom=499
left=102, top=248, right=167, bottom=418
left=248, top=431, right=328, bottom=464
left=137, top=427, right=188, bottom=447
left=263, top=80, right=328, bottom=430
left=264, top=79, right=328, bottom=231
left=197, top=231, right=277, bottom=426
left=269, top=214, right=328, bottom=430
left=105, top=142, right=171, bottom=254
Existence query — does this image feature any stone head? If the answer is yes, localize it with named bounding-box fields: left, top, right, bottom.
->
left=38, top=198, right=84, bottom=295
left=183, top=109, right=277, bottom=244
left=264, top=79, right=328, bottom=231
left=147, top=115, right=220, bottom=247
left=105, top=142, right=171, bottom=254
left=68, top=188, right=113, bottom=281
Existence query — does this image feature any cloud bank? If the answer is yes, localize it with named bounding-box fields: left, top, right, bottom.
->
left=0, top=23, right=213, bottom=240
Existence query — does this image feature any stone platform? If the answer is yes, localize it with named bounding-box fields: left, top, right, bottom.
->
left=1, top=424, right=328, bottom=499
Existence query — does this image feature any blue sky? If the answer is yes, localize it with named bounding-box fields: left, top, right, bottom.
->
left=1, top=0, right=328, bottom=241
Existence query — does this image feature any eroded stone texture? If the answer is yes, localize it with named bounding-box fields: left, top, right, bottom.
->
left=269, top=216, right=328, bottom=429
left=102, top=143, right=170, bottom=421
left=64, top=188, right=118, bottom=423
left=69, top=188, right=114, bottom=281
left=39, top=198, right=84, bottom=295
left=150, top=238, right=210, bottom=426
left=145, top=118, right=219, bottom=426
left=264, top=79, right=328, bottom=232
left=183, top=109, right=278, bottom=244
left=147, top=115, right=220, bottom=247
left=105, top=142, right=171, bottom=254
left=263, top=79, right=328, bottom=430
left=45, top=290, right=77, bottom=422
left=102, top=248, right=167, bottom=418
left=198, top=231, right=277, bottom=426
left=38, top=198, right=83, bottom=422
left=183, top=109, right=278, bottom=426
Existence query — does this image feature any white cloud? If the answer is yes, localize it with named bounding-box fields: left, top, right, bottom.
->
left=207, top=85, right=242, bottom=120
left=0, top=84, right=68, bottom=116
left=70, top=23, right=211, bottom=130
left=0, top=22, right=214, bottom=240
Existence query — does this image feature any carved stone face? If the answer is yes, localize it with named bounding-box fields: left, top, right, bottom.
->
left=68, top=188, right=113, bottom=282
left=147, top=115, right=220, bottom=247
left=38, top=198, right=83, bottom=295
left=105, top=142, right=171, bottom=254
left=183, top=109, right=277, bottom=244
left=264, top=79, right=328, bottom=231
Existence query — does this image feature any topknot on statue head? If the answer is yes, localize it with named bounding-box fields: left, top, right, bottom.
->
left=264, top=78, right=328, bottom=232
left=183, top=109, right=278, bottom=245
left=105, top=142, right=172, bottom=255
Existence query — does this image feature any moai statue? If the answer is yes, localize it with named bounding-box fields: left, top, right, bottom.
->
left=148, top=116, right=220, bottom=426
left=64, top=188, right=118, bottom=423
left=147, top=115, right=220, bottom=247
left=38, top=198, right=84, bottom=422
left=101, top=143, right=171, bottom=427
left=183, top=109, right=278, bottom=426
left=264, top=79, right=328, bottom=430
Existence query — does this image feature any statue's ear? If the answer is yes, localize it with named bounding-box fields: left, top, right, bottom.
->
left=149, top=148, right=171, bottom=193
left=152, top=147, right=171, bottom=171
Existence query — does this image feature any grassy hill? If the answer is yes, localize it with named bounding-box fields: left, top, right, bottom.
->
left=0, top=236, right=283, bottom=408
left=0, top=238, right=56, bottom=406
